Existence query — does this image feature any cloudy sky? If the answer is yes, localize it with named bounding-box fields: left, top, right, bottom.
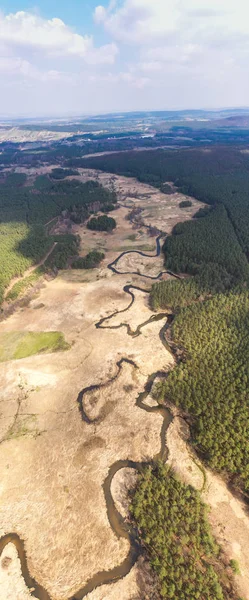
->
left=1, top=0, right=249, bottom=116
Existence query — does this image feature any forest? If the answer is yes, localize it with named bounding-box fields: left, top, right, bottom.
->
left=163, top=204, right=249, bottom=290
left=0, top=174, right=116, bottom=304
left=155, top=289, right=249, bottom=492
left=131, top=462, right=238, bottom=600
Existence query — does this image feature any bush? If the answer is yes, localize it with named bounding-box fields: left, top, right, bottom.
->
left=229, top=559, right=240, bottom=575
left=72, top=250, right=104, bottom=269
left=50, top=168, right=79, bottom=179
left=179, top=200, right=192, bottom=208
left=160, top=183, right=173, bottom=194
left=194, top=206, right=212, bottom=218
left=87, top=215, right=116, bottom=232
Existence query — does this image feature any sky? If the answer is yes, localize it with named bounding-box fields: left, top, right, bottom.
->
left=1, top=0, right=249, bottom=116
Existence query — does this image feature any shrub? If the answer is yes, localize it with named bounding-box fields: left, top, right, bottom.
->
left=72, top=250, right=104, bottom=269
left=179, top=200, right=192, bottom=208
left=87, top=215, right=116, bottom=232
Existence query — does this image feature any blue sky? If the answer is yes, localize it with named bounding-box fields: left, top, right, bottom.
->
left=0, top=0, right=249, bottom=116
left=2, top=1, right=104, bottom=36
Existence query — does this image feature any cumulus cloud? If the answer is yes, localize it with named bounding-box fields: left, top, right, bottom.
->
left=94, top=0, right=249, bottom=45
left=0, top=9, right=120, bottom=114
left=0, top=11, right=118, bottom=62
left=92, top=0, right=249, bottom=110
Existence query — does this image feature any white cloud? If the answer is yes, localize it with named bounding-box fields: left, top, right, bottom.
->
left=89, top=70, right=150, bottom=88
left=0, top=11, right=118, bottom=62
left=94, top=0, right=249, bottom=46
left=92, top=0, right=249, bottom=111
left=0, top=9, right=120, bottom=114
left=85, top=43, right=118, bottom=65
left=94, top=6, right=107, bottom=24
left=139, top=61, right=163, bottom=72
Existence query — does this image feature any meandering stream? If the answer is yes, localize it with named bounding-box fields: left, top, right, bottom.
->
left=0, top=232, right=176, bottom=600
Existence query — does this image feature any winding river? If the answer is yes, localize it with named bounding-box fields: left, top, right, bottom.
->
left=107, top=234, right=182, bottom=280
left=0, top=229, right=176, bottom=600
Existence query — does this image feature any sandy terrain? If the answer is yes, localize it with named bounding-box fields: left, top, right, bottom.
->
left=0, top=128, right=74, bottom=143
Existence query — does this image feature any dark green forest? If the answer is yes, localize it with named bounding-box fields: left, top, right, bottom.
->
left=131, top=462, right=238, bottom=600
left=154, top=290, right=249, bottom=492
left=0, top=174, right=116, bottom=304
left=163, top=204, right=249, bottom=291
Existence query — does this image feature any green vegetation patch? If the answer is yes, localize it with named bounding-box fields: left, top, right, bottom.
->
left=179, top=200, right=192, bottom=208
left=160, top=183, right=173, bottom=194
left=34, top=174, right=53, bottom=190
left=156, top=290, right=249, bottom=491
left=151, top=279, right=201, bottom=311
left=5, top=172, right=27, bottom=187
left=72, top=250, right=105, bottom=269
left=45, top=235, right=80, bottom=270
left=163, top=205, right=248, bottom=287
left=87, top=214, right=116, bottom=232
left=0, top=223, right=51, bottom=305
left=0, top=331, right=69, bottom=362
left=0, top=175, right=117, bottom=305
left=5, top=267, right=44, bottom=302
left=50, top=167, right=79, bottom=179
left=131, top=462, right=234, bottom=600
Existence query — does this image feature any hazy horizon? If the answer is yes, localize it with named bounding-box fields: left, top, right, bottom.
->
left=1, top=107, right=249, bottom=122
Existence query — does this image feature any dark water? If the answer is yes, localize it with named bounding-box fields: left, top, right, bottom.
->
left=0, top=534, right=50, bottom=600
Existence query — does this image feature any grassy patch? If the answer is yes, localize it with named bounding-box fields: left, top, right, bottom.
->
left=0, top=331, right=69, bottom=362
left=5, top=267, right=44, bottom=302
left=116, top=244, right=155, bottom=252
left=229, top=560, right=241, bottom=575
